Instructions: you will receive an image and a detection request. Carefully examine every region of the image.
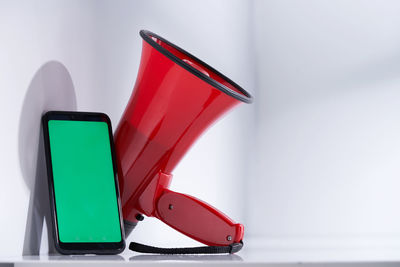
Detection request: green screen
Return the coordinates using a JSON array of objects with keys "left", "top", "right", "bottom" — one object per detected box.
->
[{"left": 48, "top": 120, "right": 122, "bottom": 243}]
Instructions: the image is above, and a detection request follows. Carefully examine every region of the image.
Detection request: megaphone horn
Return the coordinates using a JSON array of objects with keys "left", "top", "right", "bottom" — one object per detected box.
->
[{"left": 115, "top": 30, "right": 253, "bottom": 247}]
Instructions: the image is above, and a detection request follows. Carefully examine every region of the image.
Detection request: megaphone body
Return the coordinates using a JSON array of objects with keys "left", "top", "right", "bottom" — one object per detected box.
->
[{"left": 115, "top": 30, "right": 252, "bottom": 247}]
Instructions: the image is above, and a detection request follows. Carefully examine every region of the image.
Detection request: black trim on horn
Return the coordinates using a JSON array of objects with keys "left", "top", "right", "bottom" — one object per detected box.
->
[{"left": 140, "top": 30, "right": 253, "bottom": 104}]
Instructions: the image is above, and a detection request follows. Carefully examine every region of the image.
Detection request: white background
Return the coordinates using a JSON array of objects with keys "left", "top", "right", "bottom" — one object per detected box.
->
[{"left": 1, "top": 0, "right": 400, "bottom": 261}]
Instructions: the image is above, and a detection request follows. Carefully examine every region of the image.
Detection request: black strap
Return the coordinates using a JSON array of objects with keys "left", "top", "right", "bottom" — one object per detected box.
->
[{"left": 129, "top": 241, "right": 243, "bottom": 254}]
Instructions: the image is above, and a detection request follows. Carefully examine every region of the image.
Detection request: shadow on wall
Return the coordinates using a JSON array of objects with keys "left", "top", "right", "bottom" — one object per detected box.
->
[{"left": 18, "top": 61, "right": 77, "bottom": 255}]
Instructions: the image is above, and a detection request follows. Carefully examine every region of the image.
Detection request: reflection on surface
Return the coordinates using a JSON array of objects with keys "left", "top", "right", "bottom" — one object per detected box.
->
[
  {"left": 129, "top": 253, "right": 243, "bottom": 262},
  {"left": 21, "top": 254, "right": 124, "bottom": 262},
  {"left": 47, "top": 255, "right": 125, "bottom": 261},
  {"left": 19, "top": 252, "right": 243, "bottom": 262}
]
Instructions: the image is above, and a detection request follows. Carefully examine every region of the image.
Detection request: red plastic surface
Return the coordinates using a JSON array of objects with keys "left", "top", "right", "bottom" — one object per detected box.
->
[
  {"left": 156, "top": 189, "right": 244, "bottom": 246},
  {"left": 114, "top": 31, "right": 250, "bottom": 246}
]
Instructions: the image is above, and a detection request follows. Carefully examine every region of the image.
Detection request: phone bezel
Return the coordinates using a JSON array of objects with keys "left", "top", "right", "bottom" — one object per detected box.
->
[{"left": 42, "top": 111, "right": 125, "bottom": 255}]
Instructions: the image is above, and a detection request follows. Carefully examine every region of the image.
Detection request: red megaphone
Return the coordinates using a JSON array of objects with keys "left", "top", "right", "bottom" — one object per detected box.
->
[{"left": 114, "top": 30, "right": 253, "bottom": 247}]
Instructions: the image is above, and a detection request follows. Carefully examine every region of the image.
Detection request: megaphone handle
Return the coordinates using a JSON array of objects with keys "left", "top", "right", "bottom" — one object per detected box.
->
[{"left": 155, "top": 189, "right": 244, "bottom": 246}]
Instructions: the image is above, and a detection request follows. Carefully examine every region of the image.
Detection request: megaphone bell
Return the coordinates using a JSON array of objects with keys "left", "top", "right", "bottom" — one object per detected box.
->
[{"left": 115, "top": 30, "right": 253, "bottom": 248}]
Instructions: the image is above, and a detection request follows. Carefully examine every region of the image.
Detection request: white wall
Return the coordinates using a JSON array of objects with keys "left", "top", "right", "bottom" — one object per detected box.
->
[
  {"left": 0, "top": 0, "right": 254, "bottom": 258},
  {"left": 3, "top": 0, "right": 400, "bottom": 262},
  {"left": 248, "top": 0, "right": 400, "bottom": 254}
]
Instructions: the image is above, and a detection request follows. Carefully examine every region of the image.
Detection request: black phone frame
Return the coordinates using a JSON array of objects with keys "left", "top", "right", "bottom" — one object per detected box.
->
[{"left": 42, "top": 111, "right": 126, "bottom": 255}]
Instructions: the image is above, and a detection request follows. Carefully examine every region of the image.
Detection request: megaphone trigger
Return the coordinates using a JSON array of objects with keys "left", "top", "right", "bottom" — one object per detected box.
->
[{"left": 156, "top": 189, "right": 244, "bottom": 246}]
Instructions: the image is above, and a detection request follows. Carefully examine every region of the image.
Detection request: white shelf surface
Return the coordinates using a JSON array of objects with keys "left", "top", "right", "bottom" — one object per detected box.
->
[{"left": 3, "top": 238, "right": 400, "bottom": 266}]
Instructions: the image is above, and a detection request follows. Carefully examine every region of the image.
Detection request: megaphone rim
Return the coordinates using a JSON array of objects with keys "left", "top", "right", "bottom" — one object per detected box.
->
[{"left": 140, "top": 30, "right": 253, "bottom": 104}]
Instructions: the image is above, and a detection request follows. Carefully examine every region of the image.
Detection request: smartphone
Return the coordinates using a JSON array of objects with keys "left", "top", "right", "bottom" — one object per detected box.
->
[{"left": 42, "top": 111, "right": 125, "bottom": 254}]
